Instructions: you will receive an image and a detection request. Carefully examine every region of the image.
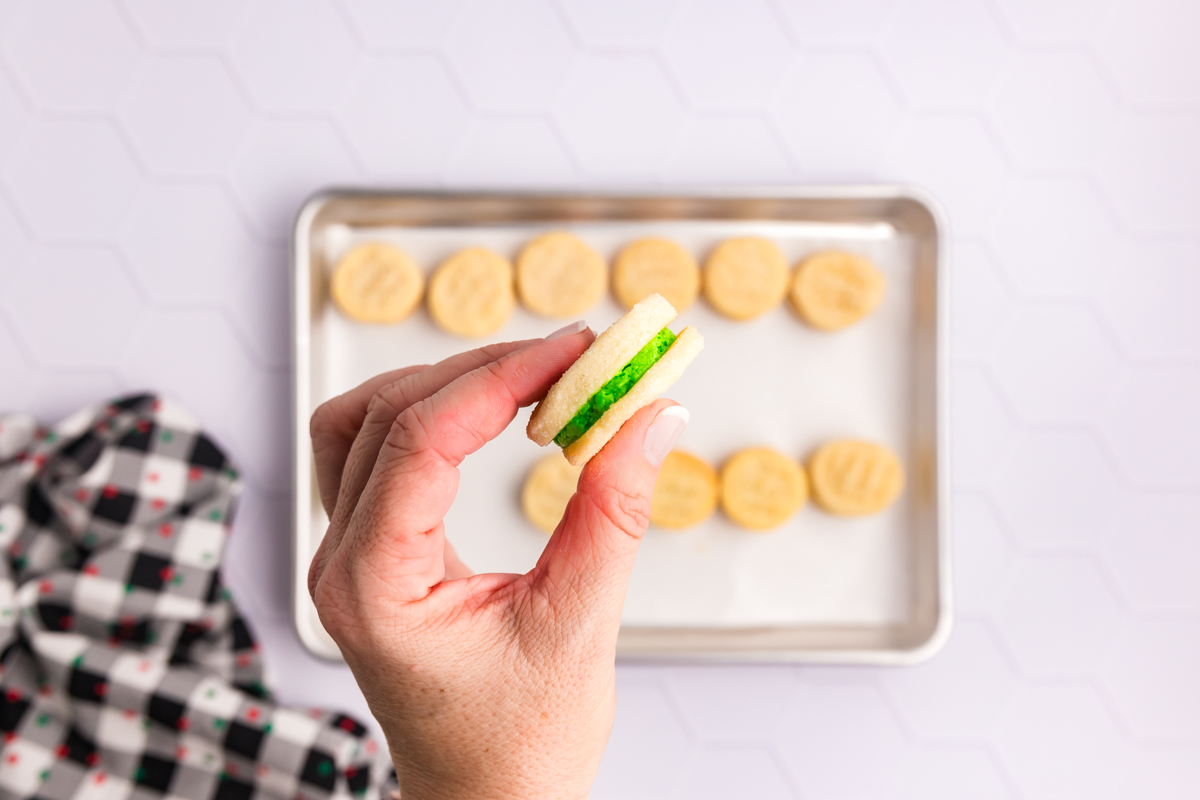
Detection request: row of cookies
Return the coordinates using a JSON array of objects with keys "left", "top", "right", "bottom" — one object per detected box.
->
[
  {"left": 330, "top": 233, "right": 886, "bottom": 337},
  {"left": 521, "top": 439, "right": 904, "bottom": 535}
]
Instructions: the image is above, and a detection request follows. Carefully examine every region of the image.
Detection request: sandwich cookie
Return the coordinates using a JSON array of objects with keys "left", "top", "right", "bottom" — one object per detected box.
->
[{"left": 528, "top": 293, "right": 704, "bottom": 466}]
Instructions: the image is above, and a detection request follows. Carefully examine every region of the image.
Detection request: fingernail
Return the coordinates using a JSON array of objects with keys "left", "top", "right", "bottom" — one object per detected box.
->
[
  {"left": 544, "top": 320, "right": 587, "bottom": 340},
  {"left": 644, "top": 406, "right": 689, "bottom": 467}
]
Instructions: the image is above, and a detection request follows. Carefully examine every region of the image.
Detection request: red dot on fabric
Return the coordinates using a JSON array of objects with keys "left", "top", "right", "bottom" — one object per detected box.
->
[
  {"left": 3, "top": 732, "right": 16, "bottom": 744},
  {"left": 32, "top": 454, "right": 46, "bottom": 469},
  {"left": 188, "top": 467, "right": 202, "bottom": 481},
  {"left": 6, "top": 688, "right": 21, "bottom": 702},
  {"left": 61, "top": 616, "right": 73, "bottom": 630},
  {"left": 137, "top": 420, "right": 150, "bottom": 434},
  {"left": 56, "top": 745, "right": 68, "bottom": 758},
  {"left": 86, "top": 753, "right": 99, "bottom": 767},
  {"left": 151, "top": 499, "right": 165, "bottom": 510},
  {"left": 83, "top": 564, "right": 99, "bottom": 576},
  {"left": 246, "top": 707, "right": 260, "bottom": 721},
  {"left": 38, "top": 580, "right": 53, "bottom": 594},
  {"left": 176, "top": 747, "right": 187, "bottom": 760},
  {"left": 177, "top": 718, "right": 189, "bottom": 731},
  {"left": 236, "top": 654, "right": 251, "bottom": 668},
  {"left": 257, "top": 765, "right": 268, "bottom": 777},
  {"left": 339, "top": 718, "right": 355, "bottom": 732},
  {"left": 94, "top": 682, "right": 106, "bottom": 697},
  {"left": 138, "top": 661, "right": 151, "bottom": 672},
  {"left": 159, "top": 567, "right": 174, "bottom": 582},
  {"left": 159, "top": 523, "right": 172, "bottom": 537},
  {"left": 151, "top": 400, "right": 162, "bottom": 412},
  {"left": 102, "top": 485, "right": 118, "bottom": 499},
  {"left": 227, "top": 763, "right": 238, "bottom": 776},
  {"left": 5, "top": 753, "right": 17, "bottom": 765},
  {"left": 75, "top": 489, "right": 89, "bottom": 502},
  {"left": 365, "top": 741, "right": 377, "bottom": 754},
  {"left": 95, "top": 771, "right": 106, "bottom": 783},
  {"left": 123, "top": 709, "right": 137, "bottom": 720},
  {"left": 147, "top": 473, "right": 159, "bottom": 483}
]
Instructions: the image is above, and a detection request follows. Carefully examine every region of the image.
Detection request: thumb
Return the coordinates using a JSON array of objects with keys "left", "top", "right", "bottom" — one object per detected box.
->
[{"left": 537, "top": 399, "right": 689, "bottom": 607}]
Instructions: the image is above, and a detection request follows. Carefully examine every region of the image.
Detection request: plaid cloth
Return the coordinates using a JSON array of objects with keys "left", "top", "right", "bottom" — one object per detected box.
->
[{"left": 0, "top": 394, "right": 395, "bottom": 800}]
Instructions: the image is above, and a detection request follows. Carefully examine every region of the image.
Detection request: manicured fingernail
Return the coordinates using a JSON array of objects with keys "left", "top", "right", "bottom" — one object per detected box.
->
[
  {"left": 545, "top": 320, "right": 588, "bottom": 340},
  {"left": 644, "top": 406, "right": 689, "bottom": 467}
]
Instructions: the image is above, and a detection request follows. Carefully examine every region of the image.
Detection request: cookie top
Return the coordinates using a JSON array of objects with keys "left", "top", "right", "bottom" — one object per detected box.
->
[
  {"left": 790, "top": 250, "right": 885, "bottom": 330},
  {"left": 521, "top": 451, "right": 583, "bottom": 534},
  {"left": 808, "top": 439, "right": 904, "bottom": 515},
  {"left": 651, "top": 449, "right": 719, "bottom": 529},
  {"left": 516, "top": 232, "right": 608, "bottom": 318},
  {"left": 719, "top": 447, "right": 807, "bottom": 530},
  {"left": 427, "top": 247, "right": 515, "bottom": 338},
  {"left": 612, "top": 238, "right": 701, "bottom": 313},
  {"left": 330, "top": 243, "right": 425, "bottom": 324},
  {"left": 703, "top": 237, "right": 789, "bottom": 321}
]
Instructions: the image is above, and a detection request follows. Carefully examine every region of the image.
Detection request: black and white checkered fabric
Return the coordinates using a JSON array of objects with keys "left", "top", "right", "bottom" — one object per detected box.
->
[{"left": 0, "top": 394, "right": 394, "bottom": 800}]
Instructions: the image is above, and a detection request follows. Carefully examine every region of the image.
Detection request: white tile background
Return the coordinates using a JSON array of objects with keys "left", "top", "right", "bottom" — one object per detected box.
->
[{"left": 1, "top": 0, "right": 1198, "bottom": 797}]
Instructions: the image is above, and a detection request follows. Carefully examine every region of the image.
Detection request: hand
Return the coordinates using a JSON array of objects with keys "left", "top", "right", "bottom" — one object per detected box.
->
[{"left": 307, "top": 328, "right": 689, "bottom": 800}]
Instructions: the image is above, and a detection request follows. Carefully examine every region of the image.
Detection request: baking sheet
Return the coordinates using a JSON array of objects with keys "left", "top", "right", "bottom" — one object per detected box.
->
[{"left": 293, "top": 190, "right": 949, "bottom": 663}]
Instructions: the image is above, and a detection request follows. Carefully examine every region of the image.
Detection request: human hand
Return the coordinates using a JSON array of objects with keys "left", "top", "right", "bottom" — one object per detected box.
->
[{"left": 307, "top": 326, "right": 689, "bottom": 800}]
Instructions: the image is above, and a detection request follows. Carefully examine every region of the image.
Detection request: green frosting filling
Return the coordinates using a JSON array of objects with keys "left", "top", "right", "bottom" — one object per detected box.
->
[{"left": 553, "top": 327, "right": 677, "bottom": 448}]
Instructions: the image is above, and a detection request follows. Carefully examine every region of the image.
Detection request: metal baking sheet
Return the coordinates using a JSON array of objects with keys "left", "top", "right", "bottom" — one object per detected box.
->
[{"left": 291, "top": 189, "right": 949, "bottom": 664}]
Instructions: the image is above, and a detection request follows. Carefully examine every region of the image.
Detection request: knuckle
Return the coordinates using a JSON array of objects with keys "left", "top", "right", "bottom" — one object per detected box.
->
[{"left": 592, "top": 483, "right": 651, "bottom": 540}]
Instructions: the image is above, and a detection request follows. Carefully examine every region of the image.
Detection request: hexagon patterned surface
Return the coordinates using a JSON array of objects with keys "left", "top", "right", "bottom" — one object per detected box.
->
[{"left": 1, "top": 0, "right": 1197, "bottom": 796}]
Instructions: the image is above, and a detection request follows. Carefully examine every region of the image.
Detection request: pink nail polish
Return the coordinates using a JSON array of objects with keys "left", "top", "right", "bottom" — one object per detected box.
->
[
  {"left": 644, "top": 406, "right": 689, "bottom": 467},
  {"left": 545, "top": 320, "right": 587, "bottom": 340}
]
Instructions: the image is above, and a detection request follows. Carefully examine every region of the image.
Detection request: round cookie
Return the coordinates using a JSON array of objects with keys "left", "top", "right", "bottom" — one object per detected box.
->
[
  {"left": 651, "top": 450, "right": 719, "bottom": 529},
  {"left": 808, "top": 439, "right": 904, "bottom": 516},
  {"left": 516, "top": 232, "right": 607, "bottom": 318},
  {"left": 521, "top": 452, "right": 583, "bottom": 534},
  {"left": 791, "top": 251, "right": 885, "bottom": 330},
  {"left": 703, "top": 237, "right": 789, "bottom": 321},
  {"left": 719, "top": 447, "right": 807, "bottom": 530},
  {"left": 427, "top": 247, "right": 515, "bottom": 338},
  {"left": 330, "top": 243, "right": 424, "bottom": 324},
  {"left": 612, "top": 238, "right": 700, "bottom": 312}
]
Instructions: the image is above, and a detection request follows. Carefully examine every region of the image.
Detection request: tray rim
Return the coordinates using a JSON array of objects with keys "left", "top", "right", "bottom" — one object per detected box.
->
[{"left": 290, "top": 185, "right": 952, "bottom": 666}]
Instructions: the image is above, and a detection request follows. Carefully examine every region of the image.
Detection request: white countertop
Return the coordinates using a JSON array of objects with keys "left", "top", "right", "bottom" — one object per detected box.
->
[{"left": 1, "top": 0, "right": 1198, "bottom": 797}]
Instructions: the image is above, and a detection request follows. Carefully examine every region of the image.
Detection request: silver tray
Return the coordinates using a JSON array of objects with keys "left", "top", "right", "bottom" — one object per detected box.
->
[{"left": 291, "top": 188, "right": 950, "bottom": 664}]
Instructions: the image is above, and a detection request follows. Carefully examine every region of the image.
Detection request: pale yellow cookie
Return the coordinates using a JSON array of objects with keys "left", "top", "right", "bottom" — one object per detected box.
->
[
  {"left": 651, "top": 450, "right": 719, "bottom": 529},
  {"left": 612, "top": 238, "right": 700, "bottom": 312},
  {"left": 808, "top": 439, "right": 904, "bottom": 516},
  {"left": 330, "top": 243, "right": 424, "bottom": 324},
  {"left": 791, "top": 251, "right": 885, "bottom": 330},
  {"left": 516, "top": 232, "right": 607, "bottom": 318},
  {"left": 719, "top": 447, "right": 807, "bottom": 530},
  {"left": 521, "top": 451, "right": 583, "bottom": 534},
  {"left": 703, "top": 237, "right": 789, "bottom": 321},
  {"left": 427, "top": 247, "right": 515, "bottom": 337}
]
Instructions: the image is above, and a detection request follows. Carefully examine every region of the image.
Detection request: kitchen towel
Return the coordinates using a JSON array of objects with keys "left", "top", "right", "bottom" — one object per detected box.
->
[{"left": 0, "top": 394, "right": 392, "bottom": 800}]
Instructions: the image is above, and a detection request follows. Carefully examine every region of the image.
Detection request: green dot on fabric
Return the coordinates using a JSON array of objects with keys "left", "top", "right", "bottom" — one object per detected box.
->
[
  {"left": 161, "top": 431, "right": 173, "bottom": 443},
  {"left": 209, "top": 509, "right": 220, "bottom": 521},
  {"left": 317, "top": 761, "right": 332, "bottom": 776},
  {"left": 36, "top": 714, "right": 49, "bottom": 726}
]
